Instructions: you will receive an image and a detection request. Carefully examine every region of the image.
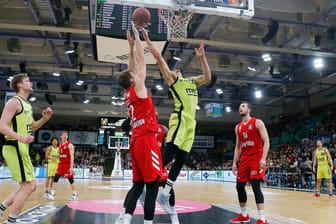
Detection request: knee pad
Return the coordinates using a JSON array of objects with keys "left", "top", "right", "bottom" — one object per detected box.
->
[
  {"left": 68, "top": 177, "right": 74, "bottom": 184},
  {"left": 236, "top": 182, "right": 247, "bottom": 203},
  {"left": 251, "top": 179, "right": 264, "bottom": 204},
  {"left": 53, "top": 174, "right": 60, "bottom": 183}
]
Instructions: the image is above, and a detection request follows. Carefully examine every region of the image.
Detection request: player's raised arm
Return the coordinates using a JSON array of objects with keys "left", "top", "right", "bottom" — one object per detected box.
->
[
  {"left": 141, "top": 27, "right": 176, "bottom": 85},
  {"left": 193, "top": 43, "right": 211, "bottom": 87}
]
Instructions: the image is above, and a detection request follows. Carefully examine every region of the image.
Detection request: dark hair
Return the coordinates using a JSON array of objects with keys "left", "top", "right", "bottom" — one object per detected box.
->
[
  {"left": 50, "top": 137, "right": 58, "bottom": 144},
  {"left": 10, "top": 73, "right": 29, "bottom": 93},
  {"left": 241, "top": 101, "right": 252, "bottom": 110},
  {"left": 117, "top": 70, "right": 132, "bottom": 89}
]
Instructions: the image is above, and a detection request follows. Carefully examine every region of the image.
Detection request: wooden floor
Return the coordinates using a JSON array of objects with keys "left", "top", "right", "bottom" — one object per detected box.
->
[{"left": 0, "top": 178, "right": 334, "bottom": 224}]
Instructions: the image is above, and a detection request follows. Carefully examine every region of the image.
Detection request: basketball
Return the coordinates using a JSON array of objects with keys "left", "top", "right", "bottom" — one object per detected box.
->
[{"left": 132, "top": 7, "right": 151, "bottom": 27}]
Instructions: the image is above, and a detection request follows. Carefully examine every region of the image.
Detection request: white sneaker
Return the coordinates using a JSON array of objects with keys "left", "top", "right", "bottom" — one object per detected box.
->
[
  {"left": 139, "top": 189, "right": 146, "bottom": 208},
  {"left": 170, "top": 213, "right": 180, "bottom": 224},
  {"left": 157, "top": 192, "right": 175, "bottom": 214},
  {"left": 43, "top": 192, "right": 49, "bottom": 199},
  {"left": 47, "top": 193, "right": 55, "bottom": 200},
  {"left": 69, "top": 193, "right": 79, "bottom": 201},
  {"left": 114, "top": 214, "right": 124, "bottom": 224}
]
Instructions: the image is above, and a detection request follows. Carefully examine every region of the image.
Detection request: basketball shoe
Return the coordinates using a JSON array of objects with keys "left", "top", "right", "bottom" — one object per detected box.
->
[
  {"left": 157, "top": 192, "right": 175, "bottom": 214},
  {"left": 256, "top": 219, "right": 268, "bottom": 224},
  {"left": 47, "top": 192, "right": 55, "bottom": 200},
  {"left": 69, "top": 193, "right": 79, "bottom": 201},
  {"left": 229, "top": 213, "right": 251, "bottom": 223},
  {"left": 114, "top": 215, "right": 124, "bottom": 224},
  {"left": 43, "top": 190, "right": 50, "bottom": 199},
  {"left": 314, "top": 193, "right": 320, "bottom": 197},
  {"left": 170, "top": 209, "right": 180, "bottom": 224}
]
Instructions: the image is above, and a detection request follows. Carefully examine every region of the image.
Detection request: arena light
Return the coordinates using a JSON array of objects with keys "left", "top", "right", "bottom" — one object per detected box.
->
[
  {"left": 76, "top": 80, "right": 84, "bottom": 86},
  {"left": 313, "top": 58, "right": 324, "bottom": 69},
  {"left": 254, "top": 90, "right": 262, "bottom": 98},
  {"left": 29, "top": 96, "right": 36, "bottom": 102},
  {"left": 83, "top": 99, "right": 90, "bottom": 104},
  {"left": 52, "top": 72, "right": 61, "bottom": 77},
  {"left": 262, "top": 53, "right": 272, "bottom": 62},
  {"left": 225, "top": 106, "right": 231, "bottom": 112},
  {"left": 156, "top": 84, "right": 163, "bottom": 90},
  {"left": 248, "top": 66, "right": 256, "bottom": 71},
  {"left": 216, "top": 88, "right": 223, "bottom": 94}
]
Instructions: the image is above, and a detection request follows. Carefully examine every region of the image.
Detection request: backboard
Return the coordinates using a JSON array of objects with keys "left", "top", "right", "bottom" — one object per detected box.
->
[
  {"left": 108, "top": 136, "right": 130, "bottom": 149},
  {"left": 105, "top": 0, "right": 255, "bottom": 19}
]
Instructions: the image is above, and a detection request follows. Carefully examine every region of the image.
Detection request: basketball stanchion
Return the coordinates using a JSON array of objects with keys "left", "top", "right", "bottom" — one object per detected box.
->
[{"left": 158, "top": 8, "right": 193, "bottom": 41}]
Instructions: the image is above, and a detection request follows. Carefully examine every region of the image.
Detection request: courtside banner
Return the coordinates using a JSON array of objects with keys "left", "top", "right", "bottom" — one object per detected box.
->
[
  {"left": 84, "top": 168, "right": 90, "bottom": 178},
  {"left": 74, "top": 168, "right": 84, "bottom": 178},
  {"left": 223, "top": 170, "right": 237, "bottom": 183},
  {"left": 123, "top": 169, "right": 133, "bottom": 180},
  {"left": 201, "top": 170, "right": 224, "bottom": 181},
  {"left": 3, "top": 166, "right": 11, "bottom": 178},
  {"left": 34, "top": 167, "right": 46, "bottom": 178},
  {"left": 189, "top": 170, "right": 202, "bottom": 181},
  {"left": 177, "top": 170, "right": 188, "bottom": 180}
]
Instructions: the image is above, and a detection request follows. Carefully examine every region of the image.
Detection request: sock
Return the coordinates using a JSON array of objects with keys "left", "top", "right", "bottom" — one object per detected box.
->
[
  {"left": 8, "top": 214, "right": 18, "bottom": 223},
  {"left": 163, "top": 179, "right": 174, "bottom": 196},
  {"left": 258, "top": 209, "right": 266, "bottom": 222},
  {"left": 241, "top": 207, "right": 248, "bottom": 217},
  {"left": 0, "top": 202, "right": 8, "bottom": 211},
  {"left": 0, "top": 202, "right": 8, "bottom": 217},
  {"left": 51, "top": 189, "right": 55, "bottom": 195},
  {"left": 144, "top": 220, "right": 153, "bottom": 224},
  {"left": 73, "top": 191, "right": 78, "bottom": 195},
  {"left": 119, "top": 207, "right": 125, "bottom": 218}
]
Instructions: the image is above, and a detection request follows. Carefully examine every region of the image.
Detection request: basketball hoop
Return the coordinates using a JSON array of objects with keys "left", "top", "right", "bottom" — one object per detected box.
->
[{"left": 158, "top": 8, "right": 193, "bottom": 41}]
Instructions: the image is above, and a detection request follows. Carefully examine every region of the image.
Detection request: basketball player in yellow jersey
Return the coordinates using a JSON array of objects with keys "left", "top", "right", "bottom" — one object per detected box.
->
[
  {"left": 0, "top": 73, "right": 53, "bottom": 223},
  {"left": 142, "top": 28, "right": 211, "bottom": 222},
  {"left": 44, "top": 137, "right": 59, "bottom": 199},
  {"left": 313, "top": 140, "right": 334, "bottom": 197}
]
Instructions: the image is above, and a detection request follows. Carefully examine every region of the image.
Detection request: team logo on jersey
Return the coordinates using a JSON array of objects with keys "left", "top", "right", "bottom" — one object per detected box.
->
[{"left": 248, "top": 124, "right": 253, "bottom": 130}]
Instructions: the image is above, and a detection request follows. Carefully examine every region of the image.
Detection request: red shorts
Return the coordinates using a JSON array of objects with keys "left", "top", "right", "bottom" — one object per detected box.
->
[
  {"left": 237, "top": 153, "right": 265, "bottom": 183},
  {"left": 130, "top": 133, "right": 162, "bottom": 182},
  {"left": 158, "top": 167, "right": 168, "bottom": 184},
  {"left": 56, "top": 163, "right": 73, "bottom": 178}
]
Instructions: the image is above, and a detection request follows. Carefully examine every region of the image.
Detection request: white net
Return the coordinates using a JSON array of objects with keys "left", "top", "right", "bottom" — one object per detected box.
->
[{"left": 158, "top": 9, "right": 193, "bottom": 41}]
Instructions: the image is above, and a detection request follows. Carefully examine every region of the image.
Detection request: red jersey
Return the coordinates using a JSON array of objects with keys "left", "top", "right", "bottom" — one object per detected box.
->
[
  {"left": 157, "top": 125, "right": 166, "bottom": 148},
  {"left": 237, "top": 117, "right": 263, "bottom": 155},
  {"left": 124, "top": 85, "right": 158, "bottom": 139},
  {"left": 59, "top": 141, "right": 72, "bottom": 164}
]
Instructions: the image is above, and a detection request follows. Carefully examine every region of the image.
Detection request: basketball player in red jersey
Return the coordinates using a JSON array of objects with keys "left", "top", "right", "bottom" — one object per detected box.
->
[
  {"left": 115, "top": 22, "right": 162, "bottom": 224},
  {"left": 48, "top": 131, "right": 79, "bottom": 201},
  {"left": 230, "top": 102, "right": 270, "bottom": 224}
]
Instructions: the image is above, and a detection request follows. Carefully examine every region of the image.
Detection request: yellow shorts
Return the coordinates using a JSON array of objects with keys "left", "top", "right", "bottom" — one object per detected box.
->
[
  {"left": 166, "top": 112, "right": 196, "bottom": 153},
  {"left": 317, "top": 166, "right": 332, "bottom": 179},
  {"left": 2, "top": 141, "right": 35, "bottom": 182},
  {"left": 47, "top": 163, "right": 58, "bottom": 177}
]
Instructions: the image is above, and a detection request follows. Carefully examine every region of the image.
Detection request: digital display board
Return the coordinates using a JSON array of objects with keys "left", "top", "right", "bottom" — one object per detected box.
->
[{"left": 94, "top": 1, "right": 167, "bottom": 41}]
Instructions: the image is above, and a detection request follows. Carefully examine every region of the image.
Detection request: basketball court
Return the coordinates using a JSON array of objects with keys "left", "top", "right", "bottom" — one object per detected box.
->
[{"left": 0, "top": 178, "right": 334, "bottom": 224}]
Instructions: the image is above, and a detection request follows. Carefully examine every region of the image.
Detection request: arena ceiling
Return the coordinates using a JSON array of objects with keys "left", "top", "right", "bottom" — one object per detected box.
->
[{"left": 0, "top": 0, "right": 336, "bottom": 131}]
